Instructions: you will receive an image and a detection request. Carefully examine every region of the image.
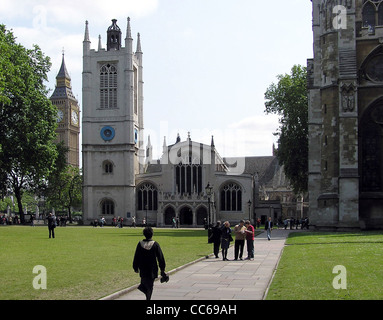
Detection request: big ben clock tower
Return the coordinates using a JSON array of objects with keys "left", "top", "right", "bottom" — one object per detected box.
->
[{"left": 50, "top": 53, "right": 81, "bottom": 168}]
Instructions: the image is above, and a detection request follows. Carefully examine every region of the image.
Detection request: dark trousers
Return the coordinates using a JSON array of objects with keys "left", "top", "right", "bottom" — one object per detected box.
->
[
  {"left": 234, "top": 240, "right": 245, "bottom": 259},
  {"left": 213, "top": 241, "right": 220, "bottom": 258},
  {"left": 138, "top": 277, "right": 155, "bottom": 300},
  {"left": 48, "top": 227, "right": 55, "bottom": 239},
  {"left": 246, "top": 239, "right": 254, "bottom": 258}
]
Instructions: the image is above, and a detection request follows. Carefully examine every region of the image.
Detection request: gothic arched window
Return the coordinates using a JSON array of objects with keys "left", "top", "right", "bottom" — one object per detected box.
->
[
  {"left": 378, "top": 3, "right": 383, "bottom": 25},
  {"left": 100, "top": 64, "right": 117, "bottom": 109},
  {"left": 103, "top": 161, "right": 113, "bottom": 174},
  {"left": 360, "top": 100, "right": 383, "bottom": 192},
  {"left": 175, "top": 157, "right": 202, "bottom": 195},
  {"left": 363, "top": 2, "right": 377, "bottom": 28},
  {"left": 101, "top": 199, "right": 115, "bottom": 215},
  {"left": 137, "top": 183, "right": 158, "bottom": 211},
  {"left": 220, "top": 183, "right": 242, "bottom": 212}
]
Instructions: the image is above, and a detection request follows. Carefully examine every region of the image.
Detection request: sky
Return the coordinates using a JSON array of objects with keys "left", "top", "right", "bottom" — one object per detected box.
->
[{"left": 0, "top": 0, "right": 314, "bottom": 160}]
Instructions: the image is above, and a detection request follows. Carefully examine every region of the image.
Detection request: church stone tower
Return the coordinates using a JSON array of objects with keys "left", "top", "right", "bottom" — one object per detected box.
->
[
  {"left": 51, "top": 54, "right": 80, "bottom": 168},
  {"left": 82, "top": 19, "right": 144, "bottom": 224},
  {"left": 308, "top": 0, "right": 383, "bottom": 230}
]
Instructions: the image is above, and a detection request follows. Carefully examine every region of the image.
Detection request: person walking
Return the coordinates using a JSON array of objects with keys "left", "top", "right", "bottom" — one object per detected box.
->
[
  {"left": 265, "top": 217, "right": 273, "bottom": 241},
  {"left": 233, "top": 220, "right": 246, "bottom": 260},
  {"left": 47, "top": 213, "right": 56, "bottom": 239},
  {"left": 133, "top": 227, "right": 167, "bottom": 301},
  {"left": 244, "top": 220, "right": 254, "bottom": 260},
  {"left": 221, "top": 221, "right": 232, "bottom": 261},
  {"left": 210, "top": 221, "right": 222, "bottom": 258}
]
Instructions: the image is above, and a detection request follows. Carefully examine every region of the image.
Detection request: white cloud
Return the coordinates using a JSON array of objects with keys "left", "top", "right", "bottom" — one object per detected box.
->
[
  {"left": 0, "top": 0, "right": 159, "bottom": 26},
  {"left": 220, "top": 115, "right": 280, "bottom": 157}
]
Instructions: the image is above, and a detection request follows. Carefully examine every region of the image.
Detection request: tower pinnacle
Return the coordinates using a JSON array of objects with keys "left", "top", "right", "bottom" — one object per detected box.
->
[
  {"left": 136, "top": 32, "right": 142, "bottom": 53},
  {"left": 126, "top": 17, "right": 132, "bottom": 40},
  {"left": 84, "top": 20, "right": 90, "bottom": 42}
]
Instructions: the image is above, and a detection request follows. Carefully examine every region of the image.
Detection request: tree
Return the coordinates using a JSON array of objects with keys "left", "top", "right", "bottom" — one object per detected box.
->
[
  {"left": 44, "top": 163, "right": 82, "bottom": 221},
  {"left": 0, "top": 25, "right": 58, "bottom": 223},
  {"left": 264, "top": 65, "right": 308, "bottom": 194}
]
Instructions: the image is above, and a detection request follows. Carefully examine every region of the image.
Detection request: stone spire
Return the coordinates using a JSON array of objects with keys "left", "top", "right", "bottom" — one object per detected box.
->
[
  {"left": 51, "top": 53, "right": 76, "bottom": 101},
  {"left": 136, "top": 32, "right": 142, "bottom": 53},
  {"left": 146, "top": 135, "right": 153, "bottom": 164},
  {"left": 98, "top": 35, "right": 102, "bottom": 51},
  {"left": 84, "top": 20, "right": 90, "bottom": 42},
  {"left": 126, "top": 17, "right": 132, "bottom": 40},
  {"left": 57, "top": 52, "right": 71, "bottom": 81}
]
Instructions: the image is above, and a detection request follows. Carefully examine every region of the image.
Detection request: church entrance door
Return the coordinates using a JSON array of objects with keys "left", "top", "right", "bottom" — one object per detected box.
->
[
  {"left": 164, "top": 207, "right": 176, "bottom": 226},
  {"left": 196, "top": 207, "right": 207, "bottom": 226},
  {"left": 180, "top": 206, "right": 193, "bottom": 226}
]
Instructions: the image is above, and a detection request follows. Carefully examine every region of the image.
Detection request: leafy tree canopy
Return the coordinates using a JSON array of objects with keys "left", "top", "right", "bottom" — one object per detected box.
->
[
  {"left": 264, "top": 65, "right": 308, "bottom": 194},
  {"left": 0, "top": 25, "right": 58, "bottom": 222}
]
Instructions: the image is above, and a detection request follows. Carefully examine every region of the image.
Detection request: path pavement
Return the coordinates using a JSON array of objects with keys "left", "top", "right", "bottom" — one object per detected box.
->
[{"left": 103, "top": 229, "right": 298, "bottom": 301}]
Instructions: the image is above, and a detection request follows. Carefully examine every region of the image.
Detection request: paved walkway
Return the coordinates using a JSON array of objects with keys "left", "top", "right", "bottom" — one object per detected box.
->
[{"left": 104, "top": 229, "right": 297, "bottom": 301}]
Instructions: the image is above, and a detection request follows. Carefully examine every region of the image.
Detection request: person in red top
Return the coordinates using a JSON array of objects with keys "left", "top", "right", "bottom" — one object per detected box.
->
[{"left": 244, "top": 220, "right": 254, "bottom": 260}]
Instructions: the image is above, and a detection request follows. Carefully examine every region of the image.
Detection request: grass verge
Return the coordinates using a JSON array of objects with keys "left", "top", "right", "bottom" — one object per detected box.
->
[
  {"left": 0, "top": 226, "right": 213, "bottom": 300},
  {"left": 266, "top": 231, "right": 383, "bottom": 300}
]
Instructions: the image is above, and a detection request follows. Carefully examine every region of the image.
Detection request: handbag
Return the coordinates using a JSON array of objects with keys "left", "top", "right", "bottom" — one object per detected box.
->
[{"left": 160, "top": 273, "right": 169, "bottom": 283}]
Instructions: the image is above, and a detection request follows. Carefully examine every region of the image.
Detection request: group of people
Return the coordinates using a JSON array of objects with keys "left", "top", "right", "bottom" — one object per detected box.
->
[
  {"left": 131, "top": 219, "right": 275, "bottom": 300},
  {"left": 209, "top": 220, "right": 257, "bottom": 261},
  {"left": 283, "top": 217, "right": 309, "bottom": 230},
  {"left": 0, "top": 214, "right": 18, "bottom": 225}
]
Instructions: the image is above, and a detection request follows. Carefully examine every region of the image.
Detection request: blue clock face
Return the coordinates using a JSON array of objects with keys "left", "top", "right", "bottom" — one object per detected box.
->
[{"left": 101, "top": 127, "right": 115, "bottom": 141}]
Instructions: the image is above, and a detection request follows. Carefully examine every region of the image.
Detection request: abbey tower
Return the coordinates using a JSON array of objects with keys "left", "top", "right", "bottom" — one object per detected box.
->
[
  {"left": 82, "top": 19, "right": 144, "bottom": 223},
  {"left": 308, "top": 0, "right": 383, "bottom": 230}
]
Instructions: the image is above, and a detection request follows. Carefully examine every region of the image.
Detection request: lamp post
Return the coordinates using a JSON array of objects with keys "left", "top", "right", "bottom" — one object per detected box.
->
[
  {"left": 248, "top": 199, "right": 252, "bottom": 223},
  {"left": 205, "top": 183, "right": 213, "bottom": 225},
  {"left": 205, "top": 182, "right": 213, "bottom": 242},
  {"left": 145, "top": 204, "right": 148, "bottom": 227}
]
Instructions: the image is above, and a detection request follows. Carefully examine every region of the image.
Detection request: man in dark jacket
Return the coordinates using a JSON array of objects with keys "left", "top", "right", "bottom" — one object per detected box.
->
[
  {"left": 133, "top": 227, "right": 167, "bottom": 300},
  {"left": 47, "top": 213, "right": 56, "bottom": 239}
]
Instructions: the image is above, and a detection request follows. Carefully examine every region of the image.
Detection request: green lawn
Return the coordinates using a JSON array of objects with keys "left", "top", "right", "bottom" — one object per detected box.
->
[
  {"left": 0, "top": 226, "right": 213, "bottom": 300},
  {"left": 267, "top": 231, "right": 383, "bottom": 300}
]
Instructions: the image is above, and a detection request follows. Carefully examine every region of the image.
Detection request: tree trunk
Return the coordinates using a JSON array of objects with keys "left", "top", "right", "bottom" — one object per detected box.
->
[{"left": 67, "top": 206, "right": 72, "bottom": 222}]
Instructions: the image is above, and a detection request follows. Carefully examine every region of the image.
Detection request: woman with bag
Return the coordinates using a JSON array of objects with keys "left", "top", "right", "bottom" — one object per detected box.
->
[{"left": 221, "top": 221, "right": 232, "bottom": 261}]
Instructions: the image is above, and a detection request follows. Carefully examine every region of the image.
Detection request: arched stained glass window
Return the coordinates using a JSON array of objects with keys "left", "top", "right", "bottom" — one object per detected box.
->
[
  {"left": 363, "top": 2, "right": 377, "bottom": 28},
  {"left": 360, "top": 101, "right": 383, "bottom": 192},
  {"left": 137, "top": 183, "right": 158, "bottom": 211},
  {"left": 101, "top": 199, "right": 115, "bottom": 215},
  {"left": 220, "top": 183, "right": 242, "bottom": 212},
  {"left": 103, "top": 161, "right": 113, "bottom": 174},
  {"left": 175, "top": 157, "right": 202, "bottom": 195},
  {"left": 100, "top": 64, "right": 117, "bottom": 109},
  {"left": 378, "top": 3, "right": 383, "bottom": 25}
]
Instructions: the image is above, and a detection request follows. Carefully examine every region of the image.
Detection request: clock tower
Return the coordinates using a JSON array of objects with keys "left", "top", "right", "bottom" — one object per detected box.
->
[
  {"left": 50, "top": 53, "right": 80, "bottom": 168},
  {"left": 82, "top": 19, "right": 144, "bottom": 224}
]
